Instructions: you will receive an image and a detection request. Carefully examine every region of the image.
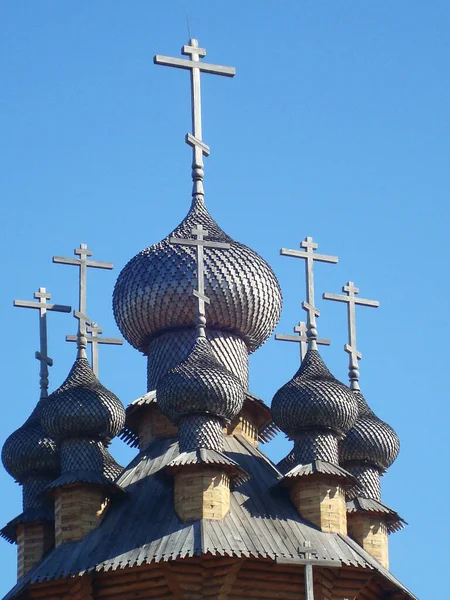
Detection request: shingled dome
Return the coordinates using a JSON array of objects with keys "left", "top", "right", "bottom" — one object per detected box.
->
[
  {"left": 340, "top": 390, "right": 400, "bottom": 471},
  {"left": 41, "top": 357, "right": 125, "bottom": 442},
  {"left": 113, "top": 197, "right": 282, "bottom": 354},
  {"left": 2, "top": 401, "right": 58, "bottom": 483},
  {"left": 272, "top": 349, "right": 358, "bottom": 437},
  {"left": 157, "top": 336, "right": 244, "bottom": 424}
]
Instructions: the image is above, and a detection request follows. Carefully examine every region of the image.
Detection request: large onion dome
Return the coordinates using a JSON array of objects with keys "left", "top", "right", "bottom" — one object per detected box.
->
[
  {"left": 41, "top": 357, "right": 125, "bottom": 441},
  {"left": 339, "top": 391, "right": 399, "bottom": 472},
  {"left": 272, "top": 349, "right": 358, "bottom": 438},
  {"left": 113, "top": 197, "right": 282, "bottom": 354},
  {"left": 2, "top": 401, "right": 58, "bottom": 483}
]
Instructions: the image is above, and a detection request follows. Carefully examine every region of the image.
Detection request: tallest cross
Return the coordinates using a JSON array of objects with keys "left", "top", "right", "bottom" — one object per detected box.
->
[{"left": 154, "top": 39, "right": 235, "bottom": 197}]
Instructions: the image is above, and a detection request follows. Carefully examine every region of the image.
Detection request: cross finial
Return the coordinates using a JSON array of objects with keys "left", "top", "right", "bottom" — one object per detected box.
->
[
  {"left": 323, "top": 281, "right": 379, "bottom": 390},
  {"left": 66, "top": 321, "right": 123, "bottom": 377},
  {"left": 275, "top": 321, "right": 331, "bottom": 363},
  {"left": 169, "top": 224, "right": 230, "bottom": 337},
  {"left": 154, "top": 39, "right": 235, "bottom": 199},
  {"left": 280, "top": 236, "right": 338, "bottom": 350},
  {"left": 13, "top": 287, "right": 71, "bottom": 398},
  {"left": 53, "top": 243, "right": 113, "bottom": 359}
]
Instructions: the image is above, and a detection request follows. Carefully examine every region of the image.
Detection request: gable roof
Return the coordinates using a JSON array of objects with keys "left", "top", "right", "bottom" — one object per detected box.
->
[{"left": 3, "top": 435, "right": 417, "bottom": 600}]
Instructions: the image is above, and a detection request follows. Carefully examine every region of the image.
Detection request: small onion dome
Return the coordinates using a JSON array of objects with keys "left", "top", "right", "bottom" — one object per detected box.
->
[
  {"left": 2, "top": 400, "right": 58, "bottom": 483},
  {"left": 340, "top": 391, "right": 399, "bottom": 471},
  {"left": 157, "top": 336, "right": 245, "bottom": 424},
  {"left": 271, "top": 349, "right": 358, "bottom": 438},
  {"left": 41, "top": 357, "right": 125, "bottom": 442},
  {"left": 113, "top": 197, "right": 282, "bottom": 354}
]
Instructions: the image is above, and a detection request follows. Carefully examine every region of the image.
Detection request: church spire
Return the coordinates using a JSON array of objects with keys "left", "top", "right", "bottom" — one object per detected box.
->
[{"left": 154, "top": 39, "right": 235, "bottom": 198}]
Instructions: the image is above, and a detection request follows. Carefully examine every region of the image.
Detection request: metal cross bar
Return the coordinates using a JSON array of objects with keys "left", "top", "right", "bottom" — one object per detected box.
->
[
  {"left": 169, "top": 224, "right": 230, "bottom": 337},
  {"left": 280, "top": 236, "right": 338, "bottom": 350},
  {"left": 14, "top": 287, "right": 71, "bottom": 398},
  {"left": 275, "top": 321, "right": 330, "bottom": 363},
  {"left": 53, "top": 243, "right": 113, "bottom": 357},
  {"left": 66, "top": 321, "right": 123, "bottom": 377},
  {"left": 154, "top": 39, "right": 235, "bottom": 198},
  {"left": 276, "top": 543, "right": 342, "bottom": 600},
  {"left": 323, "top": 281, "right": 379, "bottom": 390}
]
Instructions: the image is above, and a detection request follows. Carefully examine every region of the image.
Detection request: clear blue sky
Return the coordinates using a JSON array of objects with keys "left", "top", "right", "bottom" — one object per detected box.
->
[{"left": 1, "top": 2, "right": 448, "bottom": 598}]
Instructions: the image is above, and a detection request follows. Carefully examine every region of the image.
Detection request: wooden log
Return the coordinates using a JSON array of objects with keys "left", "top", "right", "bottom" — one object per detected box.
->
[
  {"left": 94, "top": 571, "right": 165, "bottom": 588},
  {"left": 95, "top": 578, "right": 167, "bottom": 597}
]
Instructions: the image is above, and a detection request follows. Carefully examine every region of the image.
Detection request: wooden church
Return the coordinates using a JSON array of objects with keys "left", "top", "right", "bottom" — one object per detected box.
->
[{"left": 1, "top": 39, "right": 417, "bottom": 600}]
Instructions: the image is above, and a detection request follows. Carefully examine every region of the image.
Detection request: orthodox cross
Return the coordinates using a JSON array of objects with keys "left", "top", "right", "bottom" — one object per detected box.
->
[
  {"left": 275, "top": 321, "right": 330, "bottom": 363},
  {"left": 169, "top": 224, "right": 230, "bottom": 337},
  {"left": 14, "top": 287, "right": 71, "bottom": 398},
  {"left": 154, "top": 39, "right": 235, "bottom": 198},
  {"left": 66, "top": 321, "right": 123, "bottom": 377},
  {"left": 53, "top": 243, "right": 113, "bottom": 358},
  {"left": 280, "top": 236, "right": 338, "bottom": 350},
  {"left": 323, "top": 281, "right": 379, "bottom": 390},
  {"left": 276, "top": 542, "right": 342, "bottom": 600}
]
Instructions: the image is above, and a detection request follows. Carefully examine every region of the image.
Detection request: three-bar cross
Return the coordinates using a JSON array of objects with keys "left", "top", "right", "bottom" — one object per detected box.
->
[
  {"left": 14, "top": 287, "right": 71, "bottom": 398},
  {"left": 275, "top": 321, "right": 330, "bottom": 363},
  {"left": 53, "top": 243, "right": 113, "bottom": 357},
  {"left": 323, "top": 281, "right": 379, "bottom": 390},
  {"left": 66, "top": 321, "right": 123, "bottom": 377},
  {"left": 280, "top": 237, "right": 338, "bottom": 350},
  {"left": 276, "top": 542, "right": 342, "bottom": 600},
  {"left": 169, "top": 224, "right": 230, "bottom": 337},
  {"left": 154, "top": 39, "right": 235, "bottom": 197}
]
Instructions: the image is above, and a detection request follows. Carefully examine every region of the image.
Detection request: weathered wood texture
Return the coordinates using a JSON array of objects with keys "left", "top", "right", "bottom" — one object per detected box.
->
[
  {"left": 55, "top": 485, "right": 107, "bottom": 546},
  {"left": 24, "top": 558, "right": 407, "bottom": 600},
  {"left": 289, "top": 477, "right": 347, "bottom": 534},
  {"left": 138, "top": 406, "right": 178, "bottom": 449},
  {"left": 16, "top": 520, "right": 54, "bottom": 580},
  {"left": 347, "top": 514, "right": 389, "bottom": 570},
  {"left": 174, "top": 468, "right": 230, "bottom": 521},
  {"left": 227, "top": 409, "right": 259, "bottom": 447}
]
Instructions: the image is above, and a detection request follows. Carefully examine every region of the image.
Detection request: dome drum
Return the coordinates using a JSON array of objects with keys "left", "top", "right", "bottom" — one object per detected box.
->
[
  {"left": 61, "top": 438, "right": 105, "bottom": 474},
  {"left": 291, "top": 429, "right": 340, "bottom": 465},
  {"left": 22, "top": 475, "right": 54, "bottom": 512},
  {"left": 147, "top": 328, "right": 249, "bottom": 390},
  {"left": 344, "top": 463, "right": 382, "bottom": 501},
  {"left": 179, "top": 415, "right": 224, "bottom": 453}
]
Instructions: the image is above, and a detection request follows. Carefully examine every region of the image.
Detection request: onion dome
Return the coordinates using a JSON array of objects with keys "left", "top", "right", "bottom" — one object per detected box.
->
[
  {"left": 113, "top": 197, "right": 282, "bottom": 354},
  {"left": 2, "top": 401, "right": 58, "bottom": 484},
  {"left": 157, "top": 336, "right": 247, "bottom": 484},
  {"left": 340, "top": 391, "right": 399, "bottom": 472},
  {"left": 41, "top": 357, "right": 125, "bottom": 442},
  {"left": 272, "top": 349, "right": 358, "bottom": 438},
  {"left": 157, "top": 336, "right": 244, "bottom": 425},
  {"left": 157, "top": 336, "right": 244, "bottom": 454},
  {"left": 41, "top": 357, "right": 125, "bottom": 487},
  {"left": 2, "top": 399, "right": 60, "bottom": 524}
]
